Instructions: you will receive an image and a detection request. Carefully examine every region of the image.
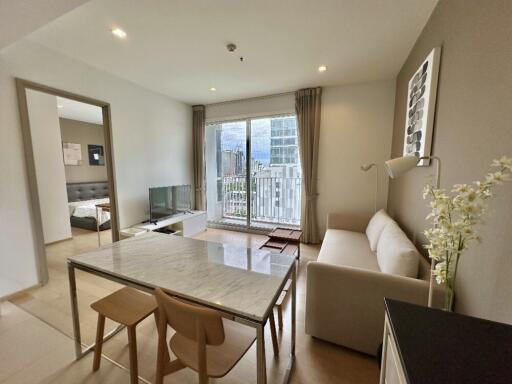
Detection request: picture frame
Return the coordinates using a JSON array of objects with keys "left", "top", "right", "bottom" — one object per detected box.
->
[
  {"left": 403, "top": 46, "right": 441, "bottom": 166},
  {"left": 88, "top": 144, "right": 105, "bottom": 166},
  {"left": 62, "top": 142, "right": 82, "bottom": 166}
]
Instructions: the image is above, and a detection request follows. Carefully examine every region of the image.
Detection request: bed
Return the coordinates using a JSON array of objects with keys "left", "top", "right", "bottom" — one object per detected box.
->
[{"left": 67, "top": 181, "right": 111, "bottom": 231}]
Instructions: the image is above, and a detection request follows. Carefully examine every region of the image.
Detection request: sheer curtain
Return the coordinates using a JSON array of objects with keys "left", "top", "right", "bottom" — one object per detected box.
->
[
  {"left": 296, "top": 87, "right": 322, "bottom": 243},
  {"left": 192, "top": 105, "right": 206, "bottom": 210}
]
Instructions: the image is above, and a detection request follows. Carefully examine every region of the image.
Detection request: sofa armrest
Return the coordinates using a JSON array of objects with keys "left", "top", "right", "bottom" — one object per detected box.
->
[
  {"left": 305, "top": 261, "right": 439, "bottom": 355},
  {"left": 327, "top": 212, "right": 370, "bottom": 232}
]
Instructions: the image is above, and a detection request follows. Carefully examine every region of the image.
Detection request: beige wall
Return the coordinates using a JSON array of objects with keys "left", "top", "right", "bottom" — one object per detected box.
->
[
  {"left": 205, "top": 81, "right": 396, "bottom": 238},
  {"left": 387, "top": 0, "right": 512, "bottom": 323},
  {"left": 59, "top": 118, "right": 108, "bottom": 183},
  {"left": 317, "top": 80, "right": 395, "bottom": 237}
]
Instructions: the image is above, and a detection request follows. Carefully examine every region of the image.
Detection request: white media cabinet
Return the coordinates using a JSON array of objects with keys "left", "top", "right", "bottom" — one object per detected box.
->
[{"left": 133, "top": 210, "right": 207, "bottom": 237}]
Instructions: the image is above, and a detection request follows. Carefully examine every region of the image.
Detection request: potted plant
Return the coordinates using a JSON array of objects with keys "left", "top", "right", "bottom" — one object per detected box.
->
[{"left": 423, "top": 156, "right": 512, "bottom": 310}]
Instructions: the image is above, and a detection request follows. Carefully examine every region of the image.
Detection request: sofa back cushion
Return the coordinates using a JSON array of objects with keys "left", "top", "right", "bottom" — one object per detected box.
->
[
  {"left": 376, "top": 222, "right": 420, "bottom": 278},
  {"left": 365, "top": 209, "right": 393, "bottom": 251}
]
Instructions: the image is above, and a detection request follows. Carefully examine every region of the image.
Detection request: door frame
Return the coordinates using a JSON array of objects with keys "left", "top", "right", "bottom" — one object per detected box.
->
[{"left": 15, "top": 78, "right": 120, "bottom": 285}]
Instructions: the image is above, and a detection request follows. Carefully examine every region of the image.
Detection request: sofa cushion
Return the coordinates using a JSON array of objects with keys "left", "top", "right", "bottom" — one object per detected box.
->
[
  {"left": 376, "top": 222, "right": 419, "bottom": 278},
  {"left": 365, "top": 209, "right": 393, "bottom": 251},
  {"left": 318, "top": 229, "right": 380, "bottom": 272}
]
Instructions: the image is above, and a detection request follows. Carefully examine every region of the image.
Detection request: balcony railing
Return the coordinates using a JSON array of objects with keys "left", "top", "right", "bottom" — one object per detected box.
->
[{"left": 222, "top": 176, "right": 301, "bottom": 226}]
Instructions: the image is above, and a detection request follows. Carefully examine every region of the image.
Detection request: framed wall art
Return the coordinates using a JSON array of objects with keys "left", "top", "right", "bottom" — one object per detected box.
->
[
  {"left": 62, "top": 142, "right": 82, "bottom": 166},
  {"left": 403, "top": 47, "right": 441, "bottom": 166},
  {"left": 88, "top": 144, "right": 105, "bottom": 166}
]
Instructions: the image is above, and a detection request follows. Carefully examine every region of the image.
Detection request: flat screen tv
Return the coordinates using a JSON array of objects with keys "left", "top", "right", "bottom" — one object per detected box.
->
[{"left": 149, "top": 185, "right": 192, "bottom": 222}]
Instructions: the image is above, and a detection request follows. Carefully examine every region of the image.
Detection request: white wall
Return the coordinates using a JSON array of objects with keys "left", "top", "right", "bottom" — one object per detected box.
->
[
  {"left": 0, "top": 39, "right": 192, "bottom": 297},
  {"left": 317, "top": 80, "right": 396, "bottom": 237},
  {"left": 0, "top": 60, "right": 39, "bottom": 298},
  {"left": 26, "top": 90, "right": 72, "bottom": 244},
  {"left": 205, "top": 93, "right": 294, "bottom": 122}
]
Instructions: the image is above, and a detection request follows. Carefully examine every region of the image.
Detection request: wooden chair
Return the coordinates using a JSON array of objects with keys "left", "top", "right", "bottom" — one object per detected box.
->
[
  {"left": 154, "top": 288, "right": 257, "bottom": 384},
  {"left": 90, "top": 287, "right": 157, "bottom": 384},
  {"left": 275, "top": 279, "right": 292, "bottom": 330}
]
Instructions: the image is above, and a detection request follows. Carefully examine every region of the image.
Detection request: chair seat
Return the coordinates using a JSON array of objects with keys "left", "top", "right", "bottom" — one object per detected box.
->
[
  {"left": 91, "top": 287, "right": 157, "bottom": 326},
  {"left": 169, "top": 318, "right": 256, "bottom": 378}
]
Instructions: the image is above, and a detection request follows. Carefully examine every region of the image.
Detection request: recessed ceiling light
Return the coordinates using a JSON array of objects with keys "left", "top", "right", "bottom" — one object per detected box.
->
[
  {"left": 318, "top": 65, "right": 327, "bottom": 73},
  {"left": 57, "top": 104, "right": 64, "bottom": 109},
  {"left": 111, "top": 27, "right": 127, "bottom": 39},
  {"left": 209, "top": 87, "right": 217, "bottom": 92}
]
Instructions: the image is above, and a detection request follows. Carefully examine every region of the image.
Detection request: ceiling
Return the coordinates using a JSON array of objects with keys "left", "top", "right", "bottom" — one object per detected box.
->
[
  {"left": 0, "top": 0, "right": 88, "bottom": 50},
  {"left": 57, "top": 96, "right": 103, "bottom": 125},
  {"left": 27, "top": 0, "right": 438, "bottom": 105}
]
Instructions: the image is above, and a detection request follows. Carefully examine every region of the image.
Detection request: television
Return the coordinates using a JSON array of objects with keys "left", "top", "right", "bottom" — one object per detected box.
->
[{"left": 149, "top": 185, "right": 192, "bottom": 222}]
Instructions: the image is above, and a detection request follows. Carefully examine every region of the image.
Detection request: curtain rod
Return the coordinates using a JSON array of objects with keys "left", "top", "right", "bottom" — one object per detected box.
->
[{"left": 205, "top": 90, "right": 295, "bottom": 107}]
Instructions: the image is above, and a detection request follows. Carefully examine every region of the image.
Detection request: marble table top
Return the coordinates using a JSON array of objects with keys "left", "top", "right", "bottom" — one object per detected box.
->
[{"left": 68, "top": 233, "right": 295, "bottom": 322}]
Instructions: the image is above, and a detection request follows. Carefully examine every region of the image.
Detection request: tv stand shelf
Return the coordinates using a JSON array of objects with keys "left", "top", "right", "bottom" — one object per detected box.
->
[{"left": 134, "top": 210, "right": 206, "bottom": 237}]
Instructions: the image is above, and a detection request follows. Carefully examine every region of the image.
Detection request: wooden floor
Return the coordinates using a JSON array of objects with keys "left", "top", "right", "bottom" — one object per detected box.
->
[{"left": 3, "top": 227, "right": 379, "bottom": 384}]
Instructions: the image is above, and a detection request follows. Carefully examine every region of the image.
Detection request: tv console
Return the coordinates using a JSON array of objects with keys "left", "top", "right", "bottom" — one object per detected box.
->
[{"left": 133, "top": 210, "right": 206, "bottom": 237}]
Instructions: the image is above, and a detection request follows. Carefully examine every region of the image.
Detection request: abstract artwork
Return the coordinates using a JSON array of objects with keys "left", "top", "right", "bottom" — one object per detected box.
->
[
  {"left": 88, "top": 144, "right": 105, "bottom": 166},
  {"left": 62, "top": 142, "right": 82, "bottom": 165},
  {"left": 403, "top": 47, "right": 441, "bottom": 166}
]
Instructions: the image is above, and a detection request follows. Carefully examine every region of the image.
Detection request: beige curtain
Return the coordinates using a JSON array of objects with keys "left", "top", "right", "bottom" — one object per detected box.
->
[
  {"left": 296, "top": 87, "right": 322, "bottom": 244},
  {"left": 192, "top": 105, "right": 206, "bottom": 210}
]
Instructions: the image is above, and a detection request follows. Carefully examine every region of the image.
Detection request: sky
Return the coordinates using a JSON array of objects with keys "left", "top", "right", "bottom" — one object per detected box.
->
[{"left": 220, "top": 119, "right": 271, "bottom": 165}]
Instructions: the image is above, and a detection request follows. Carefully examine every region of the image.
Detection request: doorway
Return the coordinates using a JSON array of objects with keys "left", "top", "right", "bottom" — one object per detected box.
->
[{"left": 15, "top": 79, "right": 119, "bottom": 286}]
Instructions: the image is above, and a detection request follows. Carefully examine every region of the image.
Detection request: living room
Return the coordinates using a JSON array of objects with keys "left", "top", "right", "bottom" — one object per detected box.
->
[{"left": 1, "top": 0, "right": 511, "bottom": 383}]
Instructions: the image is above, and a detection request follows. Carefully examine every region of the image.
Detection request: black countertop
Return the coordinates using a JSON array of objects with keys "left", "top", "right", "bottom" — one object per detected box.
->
[{"left": 385, "top": 299, "right": 512, "bottom": 384}]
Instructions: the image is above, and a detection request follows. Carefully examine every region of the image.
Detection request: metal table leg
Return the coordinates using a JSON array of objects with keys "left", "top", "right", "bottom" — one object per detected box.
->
[
  {"left": 68, "top": 262, "right": 83, "bottom": 359},
  {"left": 96, "top": 206, "right": 101, "bottom": 247}
]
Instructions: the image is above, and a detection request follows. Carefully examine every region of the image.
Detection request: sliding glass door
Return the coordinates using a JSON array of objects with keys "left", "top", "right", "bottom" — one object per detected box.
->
[
  {"left": 205, "top": 120, "right": 248, "bottom": 225},
  {"left": 205, "top": 115, "right": 300, "bottom": 229},
  {"left": 250, "top": 116, "right": 301, "bottom": 228}
]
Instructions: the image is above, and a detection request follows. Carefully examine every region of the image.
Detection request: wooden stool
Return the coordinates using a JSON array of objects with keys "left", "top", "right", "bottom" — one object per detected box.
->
[
  {"left": 91, "top": 287, "right": 157, "bottom": 384},
  {"left": 275, "top": 279, "right": 292, "bottom": 330}
]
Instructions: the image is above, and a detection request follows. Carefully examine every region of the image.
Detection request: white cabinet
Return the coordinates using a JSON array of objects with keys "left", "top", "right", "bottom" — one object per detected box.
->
[
  {"left": 380, "top": 315, "right": 407, "bottom": 384},
  {"left": 134, "top": 211, "right": 206, "bottom": 237}
]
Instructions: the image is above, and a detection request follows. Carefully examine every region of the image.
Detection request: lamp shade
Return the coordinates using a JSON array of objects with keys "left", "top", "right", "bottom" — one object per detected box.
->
[{"left": 384, "top": 156, "right": 419, "bottom": 178}]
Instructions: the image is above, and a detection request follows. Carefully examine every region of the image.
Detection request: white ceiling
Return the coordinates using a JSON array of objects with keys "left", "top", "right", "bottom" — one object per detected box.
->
[
  {"left": 0, "top": 0, "right": 88, "bottom": 50},
  {"left": 27, "top": 0, "right": 438, "bottom": 105},
  {"left": 57, "top": 96, "right": 103, "bottom": 125}
]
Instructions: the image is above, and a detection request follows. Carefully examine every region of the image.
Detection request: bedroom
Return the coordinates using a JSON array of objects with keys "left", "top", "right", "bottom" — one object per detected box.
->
[{"left": 24, "top": 87, "right": 115, "bottom": 252}]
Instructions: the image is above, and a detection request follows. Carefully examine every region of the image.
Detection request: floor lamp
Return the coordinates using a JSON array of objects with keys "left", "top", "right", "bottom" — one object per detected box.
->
[
  {"left": 361, "top": 163, "right": 379, "bottom": 213},
  {"left": 384, "top": 155, "right": 441, "bottom": 307}
]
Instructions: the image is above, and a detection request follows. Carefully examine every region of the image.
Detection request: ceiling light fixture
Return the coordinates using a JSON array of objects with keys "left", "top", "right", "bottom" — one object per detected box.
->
[
  {"left": 318, "top": 65, "right": 327, "bottom": 73},
  {"left": 111, "top": 27, "right": 127, "bottom": 39},
  {"left": 209, "top": 87, "right": 217, "bottom": 92}
]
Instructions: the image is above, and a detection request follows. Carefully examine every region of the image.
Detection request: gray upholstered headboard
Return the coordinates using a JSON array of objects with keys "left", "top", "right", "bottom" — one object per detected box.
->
[{"left": 66, "top": 181, "right": 110, "bottom": 202}]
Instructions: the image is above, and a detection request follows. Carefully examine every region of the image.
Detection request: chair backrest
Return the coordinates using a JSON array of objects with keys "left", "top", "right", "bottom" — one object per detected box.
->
[{"left": 154, "top": 288, "right": 225, "bottom": 346}]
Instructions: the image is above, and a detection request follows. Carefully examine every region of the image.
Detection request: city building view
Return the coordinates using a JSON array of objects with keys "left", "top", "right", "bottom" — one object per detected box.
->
[{"left": 205, "top": 115, "right": 301, "bottom": 228}]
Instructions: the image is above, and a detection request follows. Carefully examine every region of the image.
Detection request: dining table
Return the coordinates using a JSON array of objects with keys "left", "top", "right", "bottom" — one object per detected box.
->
[{"left": 67, "top": 231, "right": 297, "bottom": 384}]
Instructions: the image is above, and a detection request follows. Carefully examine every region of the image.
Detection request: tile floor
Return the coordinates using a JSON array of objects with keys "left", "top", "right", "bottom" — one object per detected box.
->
[{"left": 1, "top": 227, "right": 379, "bottom": 383}]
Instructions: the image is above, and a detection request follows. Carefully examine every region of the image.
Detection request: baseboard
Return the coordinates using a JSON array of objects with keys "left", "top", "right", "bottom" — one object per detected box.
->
[
  {"left": 0, "top": 282, "right": 42, "bottom": 302},
  {"left": 44, "top": 236, "right": 73, "bottom": 246}
]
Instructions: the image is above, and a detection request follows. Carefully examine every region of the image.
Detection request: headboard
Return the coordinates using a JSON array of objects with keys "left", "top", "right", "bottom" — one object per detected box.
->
[{"left": 66, "top": 181, "right": 110, "bottom": 202}]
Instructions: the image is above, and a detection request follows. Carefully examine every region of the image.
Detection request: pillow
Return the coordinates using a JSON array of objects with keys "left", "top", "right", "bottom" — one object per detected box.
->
[
  {"left": 365, "top": 209, "right": 393, "bottom": 251},
  {"left": 376, "top": 222, "right": 420, "bottom": 278}
]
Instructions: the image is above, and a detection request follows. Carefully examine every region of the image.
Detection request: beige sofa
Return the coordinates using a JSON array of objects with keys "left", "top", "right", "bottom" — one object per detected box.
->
[{"left": 305, "top": 210, "right": 440, "bottom": 356}]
